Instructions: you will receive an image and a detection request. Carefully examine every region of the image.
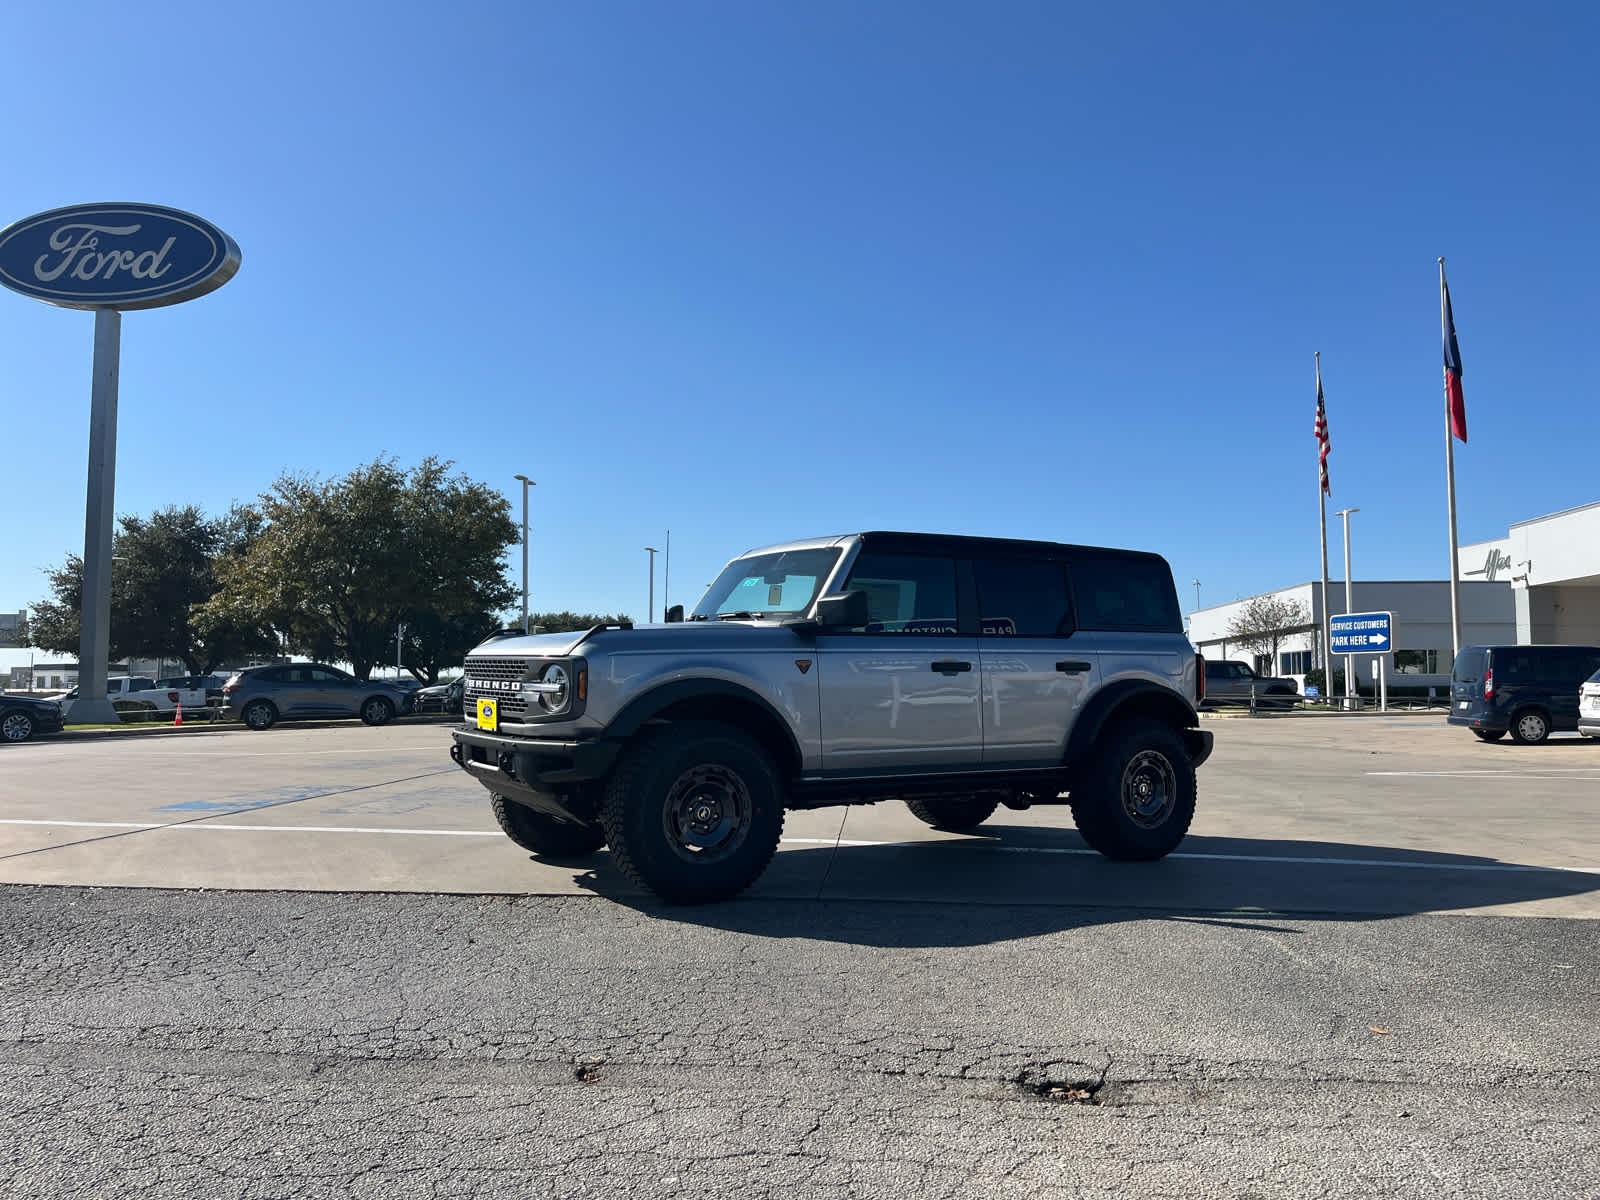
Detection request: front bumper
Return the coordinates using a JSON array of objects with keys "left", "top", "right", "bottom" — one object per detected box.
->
[{"left": 450, "top": 728, "right": 620, "bottom": 787}]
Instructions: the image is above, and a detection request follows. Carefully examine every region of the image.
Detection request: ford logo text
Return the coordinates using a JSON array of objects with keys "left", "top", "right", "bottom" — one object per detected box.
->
[{"left": 0, "top": 202, "right": 240, "bottom": 310}]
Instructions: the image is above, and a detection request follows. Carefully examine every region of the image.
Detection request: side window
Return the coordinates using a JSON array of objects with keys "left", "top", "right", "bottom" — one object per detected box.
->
[
  {"left": 1071, "top": 555, "right": 1182, "bottom": 632},
  {"left": 974, "top": 557, "right": 1072, "bottom": 637},
  {"left": 843, "top": 551, "right": 960, "bottom": 635}
]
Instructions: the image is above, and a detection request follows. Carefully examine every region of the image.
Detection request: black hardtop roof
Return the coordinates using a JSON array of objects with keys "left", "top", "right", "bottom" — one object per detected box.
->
[{"left": 858, "top": 530, "right": 1170, "bottom": 564}]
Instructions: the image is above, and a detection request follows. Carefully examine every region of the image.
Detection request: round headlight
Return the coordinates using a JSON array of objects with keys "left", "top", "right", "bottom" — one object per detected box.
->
[{"left": 537, "top": 663, "right": 570, "bottom": 714}]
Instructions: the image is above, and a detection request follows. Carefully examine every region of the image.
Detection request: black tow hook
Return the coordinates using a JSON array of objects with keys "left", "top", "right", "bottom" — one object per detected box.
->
[
  {"left": 449, "top": 742, "right": 464, "bottom": 768},
  {"left": 496, "top": 750, "right": 518, "bottom": 780}
]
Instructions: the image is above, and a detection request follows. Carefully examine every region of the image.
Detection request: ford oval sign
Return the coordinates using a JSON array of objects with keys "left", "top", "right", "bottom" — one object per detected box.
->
[{"left": 0, "top": 202, "right": 240, "bottom": 311}]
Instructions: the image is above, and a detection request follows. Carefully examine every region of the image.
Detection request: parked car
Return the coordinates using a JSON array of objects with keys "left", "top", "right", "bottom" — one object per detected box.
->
[
  {"left": 413, "top": 677, "right": 464, "bottom": 715},
  {"left": 1577, "top": 666, "right": 1600, "bottom": 740},
  {"left": 1201, "top": 660, "right": 1299, "bottom": 708},
  {"left": 1448, "top": 644, "right": 1600, "bottom": 744},
  {"left": 1, "top": 693, "right": 65, "bottom": 743},
  {"left": 219, "top": 663, "right": 417, "bottom": 731}
]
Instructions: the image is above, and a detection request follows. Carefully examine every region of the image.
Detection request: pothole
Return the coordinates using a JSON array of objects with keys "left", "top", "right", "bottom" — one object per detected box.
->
[
  {"left": 573, "top": 1057, "right": 606, "bottom": 1083},
  {"left": 1013, "top": 1063, "right": 1107, "bottom": 1105}
]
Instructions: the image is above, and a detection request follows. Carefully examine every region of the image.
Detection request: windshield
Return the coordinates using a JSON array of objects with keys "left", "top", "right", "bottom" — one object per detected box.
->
[{"left": 691, "top": 547, "right": 842, "bottom": 620}]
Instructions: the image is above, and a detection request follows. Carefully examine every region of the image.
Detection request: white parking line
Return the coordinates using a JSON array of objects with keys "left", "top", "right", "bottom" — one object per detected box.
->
[
  {"left": 6, "top": 821, "right": 1596, "bottom": 875},
  {"left": 1367, "top": 769, "right": 1600, "bottom": 778}
]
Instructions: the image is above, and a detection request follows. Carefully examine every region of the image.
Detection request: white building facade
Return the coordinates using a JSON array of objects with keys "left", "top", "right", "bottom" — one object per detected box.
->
[{"left": 1189, "top": 500, "right": 1600, "bottom": 695}]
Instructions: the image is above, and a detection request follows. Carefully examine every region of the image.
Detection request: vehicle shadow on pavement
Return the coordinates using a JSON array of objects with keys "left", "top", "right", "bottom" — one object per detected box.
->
[{"left": 572, "top": 825, "right": 1599, "bottom": 947}]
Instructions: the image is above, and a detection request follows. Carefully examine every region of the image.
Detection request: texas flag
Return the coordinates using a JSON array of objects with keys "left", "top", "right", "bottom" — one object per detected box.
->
[{"left": 1442, "top": 275, "right": 1466, "bottom": 442}]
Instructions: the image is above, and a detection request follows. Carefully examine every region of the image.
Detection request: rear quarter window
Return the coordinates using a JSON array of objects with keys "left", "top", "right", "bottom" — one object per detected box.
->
[{"left": 1071, "top": 555, "right": 1182, "bottom": 633}]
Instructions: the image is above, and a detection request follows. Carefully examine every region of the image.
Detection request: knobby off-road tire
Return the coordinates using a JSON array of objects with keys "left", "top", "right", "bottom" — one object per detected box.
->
[
  {"left": 1069, "top": 718, "right": 1196, "bottom": 861},
  {"left": 491, "top": 793, "right": 606, "bottom": 858},
  {"left": 905, "top": 795, "right": 1000, "bottom": 832},
  {"left": 600, "top": 722, "right": 785, "bottom": 904}
]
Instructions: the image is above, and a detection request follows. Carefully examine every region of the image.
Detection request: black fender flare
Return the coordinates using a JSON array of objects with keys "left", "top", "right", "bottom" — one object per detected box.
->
[
  {"left": 1063, "top": 680, "right": 1206, "bottom": 769},
  {"left": 605, "top": 679, "right": 804, "bottom": 774}
]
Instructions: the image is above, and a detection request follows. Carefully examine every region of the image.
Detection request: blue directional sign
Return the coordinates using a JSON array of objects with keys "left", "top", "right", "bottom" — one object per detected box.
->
[{"left": 1329, "top": 611, "right": 1395, "bottom": 654}]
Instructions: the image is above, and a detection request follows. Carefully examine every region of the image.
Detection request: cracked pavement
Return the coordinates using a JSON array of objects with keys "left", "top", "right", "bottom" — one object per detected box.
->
[{"left": 4, "top": 886, "right": 1595, "bottom": 1198}]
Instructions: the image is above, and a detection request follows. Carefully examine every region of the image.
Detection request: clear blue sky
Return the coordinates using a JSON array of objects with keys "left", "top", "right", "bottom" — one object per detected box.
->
[{"left": 4, "top": 1, "right": 1597, "bottom": 671}]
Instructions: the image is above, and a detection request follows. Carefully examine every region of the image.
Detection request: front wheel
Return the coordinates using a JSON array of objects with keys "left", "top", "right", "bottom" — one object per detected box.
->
[
  {"left": 1510, "top": 709, "right": 1551, "bottom": 745},
  {"left": 905, "top": 795, "right": 1000, "bottom": 832},
  {"left": 491, "top": 793, "right": 606, "bottom": 858},
  {"left": 1069, "top": 719, "right": 1196, "bottom": 861},
  {"left": 600, "top": 722, "right": 784, "bottom": 904},
  {"left": 2, "top": 710, "right": 37, "bottom": 743},
  {"left": 361, "top": 696, "right": 396, "bottom": 726}
]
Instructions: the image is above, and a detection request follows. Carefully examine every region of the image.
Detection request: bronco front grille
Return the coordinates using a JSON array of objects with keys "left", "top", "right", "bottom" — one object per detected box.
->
[{"left": 464, "top": 656, "right": 532, "bottom": 720}]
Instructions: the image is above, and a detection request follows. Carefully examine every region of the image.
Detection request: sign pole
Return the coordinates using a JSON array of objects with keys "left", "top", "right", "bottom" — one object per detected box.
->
[
  {"left": 0, "top": 202, "right": 241, "bottom": 725},
  {"left": 72, "top": 309, "right": 123, "bottom": 725}
]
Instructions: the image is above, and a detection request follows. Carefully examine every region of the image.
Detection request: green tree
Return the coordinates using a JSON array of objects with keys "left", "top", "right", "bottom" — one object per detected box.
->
[
  {"left": 207, "top": 457, "right": 518, "bottom": 679},
  {"left": 26, "top": 505, "right": 278, "bottom": 673},
  {"left": 522, "top": 610, "right": 636, "bottom": 634}
]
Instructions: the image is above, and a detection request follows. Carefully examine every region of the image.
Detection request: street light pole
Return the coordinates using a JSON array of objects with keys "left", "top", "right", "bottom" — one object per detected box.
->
[
  {"left": 514, "top": 474, "right": 534, "bottom": 633},
  {"left": 1192, "top": 579, "right": 1201, "bottom": 612},
  {"left": 645, "top": 547, "right": 659, "bottom": 623},
  {"left": 1336, "top": 507, "right": 1360, "bottom": 708}
]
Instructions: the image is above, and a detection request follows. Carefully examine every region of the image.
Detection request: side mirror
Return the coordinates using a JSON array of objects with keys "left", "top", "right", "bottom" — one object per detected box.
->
[
  {"left": 665, "top": 604, "right": 685, "bottom": 623},
  {"left": 814, "top": 590, "right": 870, "bottom": 629}
]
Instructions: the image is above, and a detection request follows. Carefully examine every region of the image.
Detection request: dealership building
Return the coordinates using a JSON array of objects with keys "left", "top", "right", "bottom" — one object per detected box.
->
[{"left": 1189, "top": 501, "right": 1600, "bottom": 693}]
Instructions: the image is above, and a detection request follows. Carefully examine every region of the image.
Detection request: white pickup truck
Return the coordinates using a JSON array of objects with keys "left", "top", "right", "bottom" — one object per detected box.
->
[{"left": 56, "top": 675, "right": 216, "bottom": 719}]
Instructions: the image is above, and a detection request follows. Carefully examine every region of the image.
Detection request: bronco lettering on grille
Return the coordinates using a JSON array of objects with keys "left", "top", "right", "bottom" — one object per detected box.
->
[{"left": 467, "top": 678, "right": 523, "bottom": 693}]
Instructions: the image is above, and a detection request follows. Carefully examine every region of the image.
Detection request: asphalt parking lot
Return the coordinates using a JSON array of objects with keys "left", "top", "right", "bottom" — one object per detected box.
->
[
  {"left": 2, "top": 711, "right": 1596, "bottom": 918},
  {"left": 5, "top": 712, "right": 1598, "bottom": 1199}
]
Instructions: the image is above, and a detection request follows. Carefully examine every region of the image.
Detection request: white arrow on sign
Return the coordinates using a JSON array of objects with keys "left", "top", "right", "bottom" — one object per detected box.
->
[{"left": 1369, "top": 633, "right": 1388, "bottom": 647}]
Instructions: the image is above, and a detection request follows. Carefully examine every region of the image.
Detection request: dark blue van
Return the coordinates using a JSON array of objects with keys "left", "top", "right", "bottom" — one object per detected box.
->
[{"left": 1448, "top": 644, "right": 1600, "bottom": 744}]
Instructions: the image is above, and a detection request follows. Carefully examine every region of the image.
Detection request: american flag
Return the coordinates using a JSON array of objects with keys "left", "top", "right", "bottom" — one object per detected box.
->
[{"left": 1314, "top": 360, "right": 1330, "bottom": 495}]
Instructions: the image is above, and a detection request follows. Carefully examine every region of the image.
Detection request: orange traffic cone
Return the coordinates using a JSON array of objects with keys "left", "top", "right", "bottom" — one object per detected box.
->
[{"left": 173, "top": 701, "right": 183, "bottom": 726}]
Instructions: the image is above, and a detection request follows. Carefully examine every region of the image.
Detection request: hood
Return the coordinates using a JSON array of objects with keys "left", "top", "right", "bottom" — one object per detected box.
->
[{"left": 468, "top": 628, "right": 598, "bottom": 658}]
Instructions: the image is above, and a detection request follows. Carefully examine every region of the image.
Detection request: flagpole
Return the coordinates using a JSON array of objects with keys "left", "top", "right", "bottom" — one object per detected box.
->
[
  {"left": 1317, "top": 351, "right": 1331, "bottom": 678},
  {"left": 1441, "top": 258, "right": 1463, "bottom": 657}
]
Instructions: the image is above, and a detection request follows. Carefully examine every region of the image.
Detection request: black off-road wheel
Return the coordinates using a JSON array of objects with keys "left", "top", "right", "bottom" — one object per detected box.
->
[
  {"left": 491, "top": 793, "right": 606, "bottom": 858},
  {"left": 905, "top": 795, "right": 1000, "bottom": 832},
  {"left": 1473, "top": 729, "right": 1507, "bottom": 742},
  {"left": 1069, "top": 718, "right": 1196, "bottom": 861},
  {"left": 600, "top": 722, "right": 784, "bottom": 904}
]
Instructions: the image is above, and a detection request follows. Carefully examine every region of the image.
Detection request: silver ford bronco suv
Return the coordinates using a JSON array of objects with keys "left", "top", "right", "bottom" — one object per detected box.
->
[{"left": 450, "top": 531, "right": 1212, "bottom": 904}]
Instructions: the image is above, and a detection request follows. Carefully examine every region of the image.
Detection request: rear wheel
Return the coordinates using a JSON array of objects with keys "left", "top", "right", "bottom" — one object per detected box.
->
[
  {"left": 1473, "top": 729, "right": 1507, "bottom": 742},
  {"left": 905, "top": 795, "right": 1000, "bottom": 832},
  {"left": 491, "top": 793, "right": 606, "bottom": 858},
  {"left": 241, "top": 699, "right": 277, "bottom": 731},
  {"left": 1510, "top": 709, "right": 1551, "bottom": 745},
  {"left": 601, "top": 722, "right": 784, "bottom": 904},
  {"left": 1070, "top": 719, "right": 1196, "bottom": 861}
]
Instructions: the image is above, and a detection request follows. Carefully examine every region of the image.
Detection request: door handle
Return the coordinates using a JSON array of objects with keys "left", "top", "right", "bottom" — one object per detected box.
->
[
  {"left": 931, "top": 660, "right": 972, "bottom": 675},
  {"left": 1056, "top": 660, "right": 1092, "bottom": 674}
]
